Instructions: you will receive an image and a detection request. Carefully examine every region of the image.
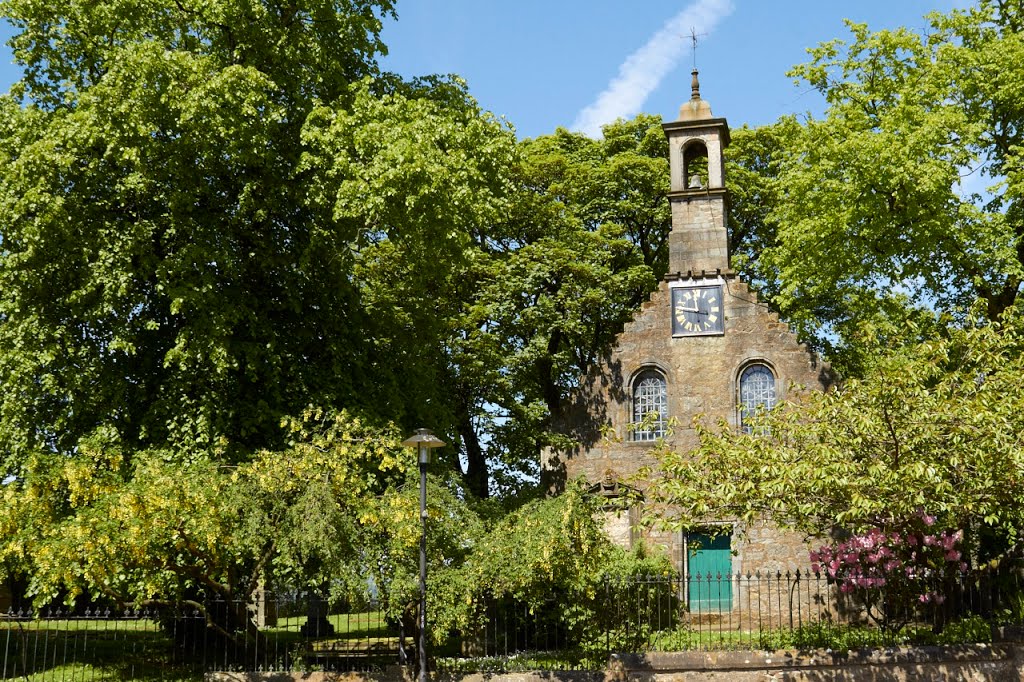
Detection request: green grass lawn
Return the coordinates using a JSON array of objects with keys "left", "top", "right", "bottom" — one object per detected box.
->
[
  {"left": 0, "top": 623, "right": 201, "bottom": 681},
  {"left": 1, "top": 617, "right": 162, "bottom": 632},
  {"left": 272, "top": 609, "right": 391, "bottom": 637},
  {"left": 259, "top": 610, "right": 400, "bottom": 659}
]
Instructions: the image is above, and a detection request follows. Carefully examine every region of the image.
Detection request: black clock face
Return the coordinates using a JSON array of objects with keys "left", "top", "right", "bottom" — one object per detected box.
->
[{"left": 672, "top": 285, "right": 724, "bottom": 336}]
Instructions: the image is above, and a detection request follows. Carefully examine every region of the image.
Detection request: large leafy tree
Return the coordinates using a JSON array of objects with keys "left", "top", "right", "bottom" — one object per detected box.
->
[
  {"left": 0, "top": 0, "right": 674, "bottom": 613},
  {"left": 300, "top": 75, "right": 517, "bottom": 498},
  {"left": 299, "top": 100, "right": 669, "bottom": 499},
  {"left": 0, "top": 0, "right": 532, "bottom": 475},
  {"left": 727, "top": 1, "right": 1024, "bottom": 368},
  {"left": 0, "top": 0, "right": 525, "bottom": 607},
  {"left": 449, "top": 117, "right": 668, "bottom": 495},
  {"left": 308, "top": 113, "right": 673, "bottom": 499},
  {"left": 0, "top": 0, "right": 405, "bottom": 468},
  {"left": 519, "top": 116, "right": 672, "bottom": 276}
]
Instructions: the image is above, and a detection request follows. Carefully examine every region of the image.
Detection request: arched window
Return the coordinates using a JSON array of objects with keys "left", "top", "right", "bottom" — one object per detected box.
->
[
  {"left": 633, "top": 369, "right": 668, "bottom": 441},
  {"left": 682, "top": 141, "right": 709, "bottom": 189},
  {"left": 739, "top": 363, "right": 776, "bottom": 433}
]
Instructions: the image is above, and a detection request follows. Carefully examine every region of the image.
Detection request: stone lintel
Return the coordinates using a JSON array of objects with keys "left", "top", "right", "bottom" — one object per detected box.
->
[
  {"left": 664, "top": 269, "right": 735, "bottom": 282},
  {"left": 662, "top": 118, "right": 731, "bottom": 147},
  {"left": 666, "top": 187, "right": 729, "bottom": 202}
]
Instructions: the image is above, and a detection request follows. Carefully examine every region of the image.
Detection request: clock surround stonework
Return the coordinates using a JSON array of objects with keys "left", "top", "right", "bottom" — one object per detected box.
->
[{"left": 543, "top": 76, "right": 836, "bottom": 576}]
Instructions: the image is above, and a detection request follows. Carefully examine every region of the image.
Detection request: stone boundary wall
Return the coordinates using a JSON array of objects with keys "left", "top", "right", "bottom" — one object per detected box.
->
[
  {"left": 208, "top": 641, "right": 1024, "bottom": 682},
  {"left": 207, "top": 673, "right": 601, "bottom": 682},
  {"left": 611, "top": 646, "right": 1024, "bottom": 681}
]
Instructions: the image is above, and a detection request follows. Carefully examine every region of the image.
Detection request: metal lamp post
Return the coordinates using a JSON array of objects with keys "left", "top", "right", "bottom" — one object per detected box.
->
[{"left": 401, "top": 428, "right": 445, "bottom": 682}]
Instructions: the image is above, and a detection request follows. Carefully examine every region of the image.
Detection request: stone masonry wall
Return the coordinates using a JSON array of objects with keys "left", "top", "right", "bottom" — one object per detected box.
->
[
  {"left": 545, "top": 274, "right": 834, "bottom": 573},
  {"left": 207, "top": 642, "right": 1024, "bottom": 682},
  {"left": 667, "top": 192, "right": 729, "bottom": 275},
  {"left": 556, "top": 277, "right": 831, "bottom": 481}
]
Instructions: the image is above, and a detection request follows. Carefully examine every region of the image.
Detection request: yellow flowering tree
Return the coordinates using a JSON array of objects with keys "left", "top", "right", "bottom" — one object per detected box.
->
[{"left": 0, "top": 409, "right": 416, "bottom": 641}]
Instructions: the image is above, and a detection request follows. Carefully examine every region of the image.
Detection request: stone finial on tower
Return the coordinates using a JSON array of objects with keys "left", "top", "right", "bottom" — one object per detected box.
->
[{"left": 678, "top": 69, "right": 714, "bottom": 122}]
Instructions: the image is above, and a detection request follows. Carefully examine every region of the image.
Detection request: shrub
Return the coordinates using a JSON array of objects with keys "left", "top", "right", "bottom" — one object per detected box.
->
[{"left": 811, "top": 512, "right": 966, "bottom": 630}]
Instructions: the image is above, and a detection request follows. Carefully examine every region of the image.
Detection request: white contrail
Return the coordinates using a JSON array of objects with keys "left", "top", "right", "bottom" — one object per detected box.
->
[{"left": 572, "top": 0, "right": 734, "bottom": 137}]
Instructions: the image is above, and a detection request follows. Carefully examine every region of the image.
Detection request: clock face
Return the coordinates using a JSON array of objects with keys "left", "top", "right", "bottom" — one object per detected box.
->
[{"left": 672, "top": 285, "right": 724, "bottom": 336}]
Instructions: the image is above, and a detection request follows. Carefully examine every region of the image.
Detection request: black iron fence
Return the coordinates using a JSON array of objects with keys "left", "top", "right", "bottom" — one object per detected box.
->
[
  {"left": 2, "top": 604, "right": 200, "bottom": 681},
  {"left": 586, "top": 568, "right": 1022, "bottom": 655},
  {"left": 442, "top": 568, "right": 1024, "bottom": 670},
  {"left": 1, "top": 596, "right": 400, "bottom": 680},
  {"left": 3, "top": 569, "right": 1023, "bottom": 679}
]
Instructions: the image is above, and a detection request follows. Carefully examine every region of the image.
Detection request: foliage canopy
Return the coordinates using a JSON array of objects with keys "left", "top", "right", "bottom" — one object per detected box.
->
[
  {"left": 644, "top": 308, "right": 1024, "bottom": 560},
  {"left": 0, "top": 0, "right": 676, "bottom": 611},
  {"left": 727, "top": 0, "right": 1024, "bottom": 369}
]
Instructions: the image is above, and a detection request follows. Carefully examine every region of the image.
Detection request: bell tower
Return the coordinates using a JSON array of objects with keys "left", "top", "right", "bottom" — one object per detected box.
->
[
  {"left": 662, "top": 70, "right": 731, "bottom": 277},
  {"left": 548, "top": 60, "right": 837, "bottom": 580}
]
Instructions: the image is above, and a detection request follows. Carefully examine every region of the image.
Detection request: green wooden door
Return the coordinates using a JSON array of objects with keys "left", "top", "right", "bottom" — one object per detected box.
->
[{"left": 687, "top": 532, "right": 733, "bottom": 612}]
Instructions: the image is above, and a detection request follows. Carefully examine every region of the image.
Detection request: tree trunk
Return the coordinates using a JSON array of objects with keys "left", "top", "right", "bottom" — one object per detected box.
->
[{"left": 458, "top": 398, "right": 488, "bottom": 499}]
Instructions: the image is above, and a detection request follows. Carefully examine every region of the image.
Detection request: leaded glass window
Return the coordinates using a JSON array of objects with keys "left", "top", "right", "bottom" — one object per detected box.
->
[
  {"left": 633, "top": 370, "right": 667, "bottom": 441},
  {"left": 739, "top": 364, "right": 776, "bottom": 433}
]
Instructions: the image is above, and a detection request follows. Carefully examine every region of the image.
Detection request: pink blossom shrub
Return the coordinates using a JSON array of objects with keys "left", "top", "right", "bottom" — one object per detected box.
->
[{"left": 809, "top": 513, "right": 966, "bottom": 629}]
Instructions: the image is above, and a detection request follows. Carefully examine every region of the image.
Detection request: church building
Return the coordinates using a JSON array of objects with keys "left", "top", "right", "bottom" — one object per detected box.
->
[{"left": 544, "top": 73, "right": 835, "bottom": 592}]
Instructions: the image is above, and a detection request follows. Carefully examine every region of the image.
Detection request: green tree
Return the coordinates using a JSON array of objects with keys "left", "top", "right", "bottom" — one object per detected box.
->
[
  {"left": 643, "top": 308, "right": 1024, "bottom": 559},
  {"left": 300, "top": 74, "right": 518, "bottom": 498},
  {"left": 314, "top": 114, "right": 671, "bottom": 499},
  {"left": 0, "top": 0, "right": 676, "bottom": 620},
  {"left": 727, "top": 1, "right": 1024, "bottom": 367},
  {"left": 0, "top": 0, "right": 524, "bottom": 610},
  {"left": 0, "top": 0, "right": 530, "bottom": 481},
  {"left": 725, "top": 121, "right": 796, "bottom": 300},
  {"left": 0, "top": 0, "right": 406, "bottom": 469},
  {"left": 0, "top": 410, "right": 415, "bottom": 624},
  {"left": 517, "top": 116, "right": 671, "bottom": 275},
  {"left": 0, "top": 0, "right": 680, "bottom": 503},
  {"left": 452, "top": 117, "right": 667, "bottom": 495}
]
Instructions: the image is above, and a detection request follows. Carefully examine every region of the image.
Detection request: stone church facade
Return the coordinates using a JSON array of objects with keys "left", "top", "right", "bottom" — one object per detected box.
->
[{"left": 544, "top": 75, "right": 835, "bottom": 584}]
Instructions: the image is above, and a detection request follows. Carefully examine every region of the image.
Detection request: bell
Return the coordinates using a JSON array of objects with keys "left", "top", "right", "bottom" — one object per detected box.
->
[{"left": 688, "top": 173, "right": 704, "bottom": 189}]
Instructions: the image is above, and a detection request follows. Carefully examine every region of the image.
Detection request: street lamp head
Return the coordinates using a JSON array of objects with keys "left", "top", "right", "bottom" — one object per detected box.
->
[
  {"left": 402, "top": 428, "right": 446, "bottom": 465},
  {"left": 402, "top": 428, "right": 446, "bottom": 449}
]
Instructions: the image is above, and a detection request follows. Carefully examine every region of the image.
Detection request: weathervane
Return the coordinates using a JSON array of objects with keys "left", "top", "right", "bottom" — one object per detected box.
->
[
  {"left": 688, "top": 26, "right": 708, "bottom": 70},
  {"left": 686, "top": 27, "right": 708, "bottom": 100}
]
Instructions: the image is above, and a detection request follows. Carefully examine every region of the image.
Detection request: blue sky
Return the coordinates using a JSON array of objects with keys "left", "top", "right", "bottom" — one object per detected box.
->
[
  {"left": 1, "top": 1, "right": 961, "bottom": 138},
  {"left": 377, "top": 0, "right": 958, "bottom": 137}
]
